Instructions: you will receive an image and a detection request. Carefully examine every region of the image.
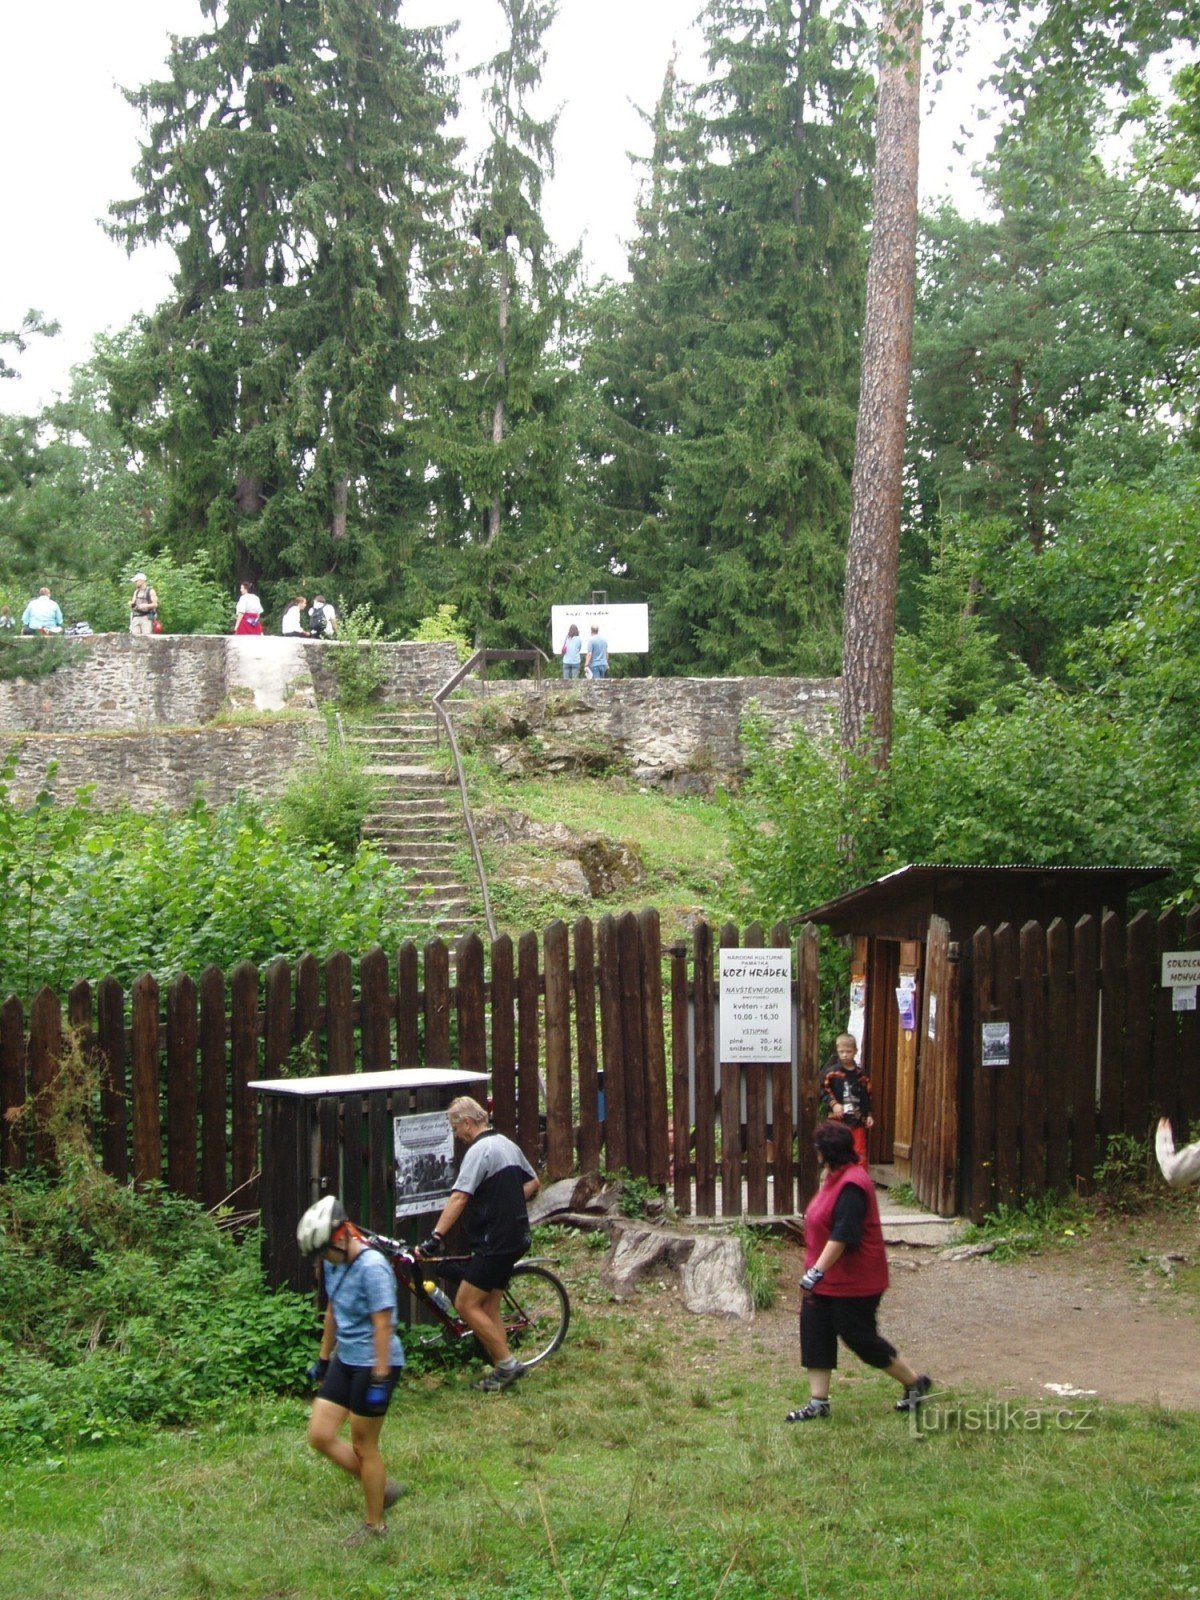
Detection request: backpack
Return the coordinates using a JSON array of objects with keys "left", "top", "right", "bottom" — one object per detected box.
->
[{"left": 309, "top": 604, "right": 326, "bottom": 636}]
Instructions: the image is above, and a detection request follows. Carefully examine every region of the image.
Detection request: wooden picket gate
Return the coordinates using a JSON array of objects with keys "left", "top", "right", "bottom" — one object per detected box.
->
[{"left": 0, "top": 912, "right": 825, "bottom": 1223}]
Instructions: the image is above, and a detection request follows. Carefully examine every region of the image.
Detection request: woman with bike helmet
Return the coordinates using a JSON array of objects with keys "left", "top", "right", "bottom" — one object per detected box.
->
[{"left": 297, "top": 1195, "right": 407, "bottom": 1546}]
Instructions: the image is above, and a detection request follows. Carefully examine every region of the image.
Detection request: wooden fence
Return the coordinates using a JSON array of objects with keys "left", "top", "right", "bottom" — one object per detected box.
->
[
  {"left": 0, "top": 912, "right": 823, "bottom": 1222},
  {"left": 962, "top": 907, "right": 1200, "bottom": 1221}
]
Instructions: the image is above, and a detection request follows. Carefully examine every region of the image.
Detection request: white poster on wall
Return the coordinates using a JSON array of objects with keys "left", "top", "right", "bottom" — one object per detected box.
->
[
  {"left": 550, "top": 603, "right": 649, "bottom": 655},
  {"left": 393, "top": 1112, "right": 457, "bottom": 1219},
  {"left": 719, "top": 948, "right": 793, "bottom": 1063}
]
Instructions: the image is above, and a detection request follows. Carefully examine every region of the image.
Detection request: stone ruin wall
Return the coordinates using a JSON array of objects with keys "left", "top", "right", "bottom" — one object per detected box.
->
[{"left": 0, "top": 634, "right": 839, "bottom": 808}]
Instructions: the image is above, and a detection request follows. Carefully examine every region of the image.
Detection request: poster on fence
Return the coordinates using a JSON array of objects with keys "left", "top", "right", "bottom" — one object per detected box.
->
[
  {"left": 719, "top": 948, "right": 792, "bottom": 1063},
  {"left": 981, "top": 1021, "right": 1011, "bottom": 1066},
  {"left": 393, "top": 1112, "right": 457, "bottom": 1219}
]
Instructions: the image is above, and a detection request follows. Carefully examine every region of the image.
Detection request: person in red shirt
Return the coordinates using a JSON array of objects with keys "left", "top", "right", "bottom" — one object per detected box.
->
[{"left": 786, "top": 1120, "right": 932, "bottom": 1422}]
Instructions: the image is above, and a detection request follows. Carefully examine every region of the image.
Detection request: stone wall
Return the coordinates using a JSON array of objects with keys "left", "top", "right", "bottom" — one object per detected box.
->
[
  {"left": 450, "top": 675, "right": 840, "bottom": 790},
  {"left": 5, "top": 723, "right": 321, "bottom": 810},
  {"left": 0, "top": 634, "right": 460, "bottom": 731}
]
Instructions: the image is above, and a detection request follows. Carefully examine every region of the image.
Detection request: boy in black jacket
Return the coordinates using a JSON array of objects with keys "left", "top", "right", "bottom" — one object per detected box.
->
[{"left": 821, "top": 1033, "right": 873, "bottom": 1166}]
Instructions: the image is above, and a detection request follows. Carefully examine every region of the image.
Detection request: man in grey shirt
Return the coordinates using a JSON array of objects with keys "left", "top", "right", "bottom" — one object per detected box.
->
[{"left": 420, "top": 1096, "right": 540, "bottom": 1390}]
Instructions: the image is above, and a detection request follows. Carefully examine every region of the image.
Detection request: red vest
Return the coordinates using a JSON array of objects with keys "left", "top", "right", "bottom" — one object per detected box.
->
[{"left": 803, "top": 1162, "right": 888, "bottom": 1297}]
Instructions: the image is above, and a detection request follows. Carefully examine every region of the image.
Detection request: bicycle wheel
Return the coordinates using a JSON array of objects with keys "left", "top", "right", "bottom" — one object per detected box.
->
[{"left": 502, "top": 1263, "right": 570, "bottom": 1369}]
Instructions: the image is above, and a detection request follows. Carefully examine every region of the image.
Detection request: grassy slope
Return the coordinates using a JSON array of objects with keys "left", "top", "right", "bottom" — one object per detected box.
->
[
  {"left": 459, "top": 759, "right": 742, "bottom": 942},
  {"left": 5, "top": 1229, "right": 1198, "bottom": 1600}
]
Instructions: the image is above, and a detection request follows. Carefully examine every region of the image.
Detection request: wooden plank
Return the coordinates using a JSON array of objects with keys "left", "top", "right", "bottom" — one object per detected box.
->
[
  {"left": 367, "top": 1085, "right": 391, "bottom": 1235},
  {"left": 692, "top": 921, "right": 716, "bottom": 1215},
  {"left": 1154, "top": 909, "right": 1181, "bottom": 1133},
  {"left": 130, "top": 974, "right": 161, "bottom": 1187},
  {"left": 543, "top": 919, "right": 573, "bottom": 1181},
  {"left": 992, "top": 924, "right": 1021, "bottom": 1207},
  {"left": 892, "top": 940, "right": 922, "bottom": 1174},
  {"left": 0, "top": 995, "right": 26, "bottom": 1177},
  {"left": 937, "top": 929, "right": 962, "bottom": 1216},
  {"left": 28, "top": 987, "right": 61, "bottom": 1172},
  {"left": 739, "top": 922, "right": 768, "bottom": 1216},
  {"left": 295, "top": 954, "right": 321, "bottom": 1073},
  {"left": 490, "top": 935, "right": 517, "bottom": 1138},
  {"left": 1180, "top": 906, "right": 1200, "bottom": 1130},
  {"left": 326, "top": 950, "right": 355, "bottom": 1076},
  {"left": 769, "top": 921, "right": 794, "bottom": 1217},
  {"left": 198, "top": 966, "right": 226, "bottom": 1208},
  {"left": 670, "top": 940, "right": 691, "bottom": 1215},
  {"left": 516, "top": 930, "right": 540, "bottom": 1164},
  {"left": 718, "top": 921, "right": 741, "bottom": 1217},
  {"left": 360, "top": 945, "right": 392, "bottom": 1072},
  {"left": 597, "top": 915, "right": 628, "bottom": 1174},
  {"left": 1044, "top": 920, "right": 1072, "bottom": 1195},
  {"left": 1098, "top": 911, "right": 1125, "bottom": 1152},
  {"left": 639, "top": 908, "right": 671, "bottom": 1189},
  {"left": 618, "top": 911, "right": 649, "bottom": 1180},
  {"left": 67, "top": 981, "right": 93, "bottom": 1141},
  {"left": 912, "top": 923, "right": 943, "bottom": 1210},
  {"left": 1071, "top": 917, "right": 1099, "bottom": 1191},
  {"left": 573, "top": 918, "right": 601, "bottom": 1175},
  {"left": 1123, "top": 911, "right": 1154, "bottom": 1143},
  {"left": 230, "top": 961, "right": 260, "bottom": 1195},
  {"left": 166, "top": 973, "right": 198, "bottom": 1199},
  {"left": 422, "top": 940, "right": 450, "bottom": 1069},
  {"left": 1019, "top": 922, "right": 1047, "bottom": 1200},
  {"left": 455, "top": 934, "right": 487, "bottom": 1076},
  {"left": 263, "top": 958, "right": 292, "bottom": 1080},
  {"left": 395, "top": 941, "right": 420, "bottom": 1068},
  {"left": 795, "top": 924, "right": 821, "bottom": 1204},
  {"left": 968, "top": 927, "right": 996, "bottom": 1222},
  {"left": 95, "top": 978, "right": 126, "bottom": 1184}
]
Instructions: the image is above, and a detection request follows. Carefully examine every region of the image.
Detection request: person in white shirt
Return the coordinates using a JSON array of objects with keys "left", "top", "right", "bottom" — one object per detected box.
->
[
  {"left": 234, "top": 582, "right": 264, "bottom": 635},
  {"left": 309, "top": 596, "right": 337, "bottom": 637},
  {"left": 281, "top": 596, "right": 309, "bottom": 636}
]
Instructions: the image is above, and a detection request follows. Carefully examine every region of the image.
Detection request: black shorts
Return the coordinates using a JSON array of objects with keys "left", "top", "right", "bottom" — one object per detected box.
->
[
  {"left": 799, "top": 1292, "right": 897, "bottom": 1372},
  {"left": 459, "top": 1252, "right": 523, "bottom": 1292},
  {"left": 318, "top": 1354, "right": 403, "bottom": 1417}
]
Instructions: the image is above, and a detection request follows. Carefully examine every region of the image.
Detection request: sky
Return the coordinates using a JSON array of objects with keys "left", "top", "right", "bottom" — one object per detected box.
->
[{"left": 0, "top": 0, "right": 997, "bottom": 416}]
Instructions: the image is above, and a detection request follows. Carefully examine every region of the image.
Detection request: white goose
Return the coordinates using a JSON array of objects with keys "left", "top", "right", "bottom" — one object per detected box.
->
[{"left": 1156, "top": 1117, "right": 1200, "bottom": 1189}]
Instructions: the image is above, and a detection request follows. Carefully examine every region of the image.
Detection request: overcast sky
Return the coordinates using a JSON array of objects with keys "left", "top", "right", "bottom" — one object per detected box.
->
[{"left": 0, "top": 0, "right": 995, "bottom": 415}]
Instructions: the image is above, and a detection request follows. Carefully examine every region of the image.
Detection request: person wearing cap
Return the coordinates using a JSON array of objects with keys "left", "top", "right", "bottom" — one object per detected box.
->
[
  {"left": 297, "top": 1195, "right": 407, "bottom": 1547},
  {"left": 129, "top": 573, "right": 158, "bottom": 636}
]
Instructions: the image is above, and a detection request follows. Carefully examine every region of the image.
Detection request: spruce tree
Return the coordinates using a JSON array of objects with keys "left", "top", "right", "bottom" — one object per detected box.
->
[
  {"left": 109, "top": 0, "right": 460, "bottom": 602},
  {"left": 585, "top": 0, "right": 873, "bottom": 677}
]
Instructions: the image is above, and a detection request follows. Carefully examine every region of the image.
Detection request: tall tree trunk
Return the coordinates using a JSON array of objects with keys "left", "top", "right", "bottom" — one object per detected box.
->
[
  {"left": 840, "top": 3, "right": 922, "bottom": 768},
  {"left": 331, "top": 476, "right": 349, "bottom": 542}
]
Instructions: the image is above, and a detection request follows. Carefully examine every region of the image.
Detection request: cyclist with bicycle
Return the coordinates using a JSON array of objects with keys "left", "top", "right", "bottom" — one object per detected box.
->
[
  {"left": 297, "top": 1196, "right": 407, "bottom": 1546},
  {"left": 420, "top": 1096, "right": 540, "bottom": 1392}
]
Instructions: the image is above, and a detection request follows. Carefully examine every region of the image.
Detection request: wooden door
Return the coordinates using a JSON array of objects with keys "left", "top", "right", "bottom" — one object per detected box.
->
[{"left": 912, "top": 916, "right": 960, "bottom": 1216}]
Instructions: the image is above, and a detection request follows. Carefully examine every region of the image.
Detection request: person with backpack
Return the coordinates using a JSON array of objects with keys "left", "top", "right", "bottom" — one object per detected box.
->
[
  {"left": 297, "top": 1196, "right": 407, "bottom": 1547},
  {"left": 128, "top": 573, "right": 158, "bottom": 637},
  {"left": 309, "top": 595, "right": 337, "bottom": 638}
]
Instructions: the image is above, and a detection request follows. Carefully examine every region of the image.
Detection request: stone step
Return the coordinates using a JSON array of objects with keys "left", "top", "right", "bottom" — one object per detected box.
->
[
  {"left": 400, "top": 870, "right": 468, "bottom": 888},
  {"left": 369, "top": 824, "right": 458, "bottom": 841},
  {"left": 369, "top": 838, "right": 458, "bottom": 855},
  {"left": 361, "top": 765, "right": 452, "bottom": 784}
]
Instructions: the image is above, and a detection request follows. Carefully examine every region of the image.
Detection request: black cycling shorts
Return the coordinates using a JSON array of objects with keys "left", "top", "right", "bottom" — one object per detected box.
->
[
  {"left": 799, "top": 1292, "right": 897, "bottom": 1372},
  {"left": 318, "top": 1354, "right": 403, "bottom": 1417},
  {"left": 460, "top": 1252, "right": 524, "bottom": 1292}
]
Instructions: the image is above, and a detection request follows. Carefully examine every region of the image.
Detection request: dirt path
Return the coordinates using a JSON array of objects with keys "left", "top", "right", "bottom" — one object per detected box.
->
[{"left": 747, "top": 1209, "right": 1200, "bottom": 1410}]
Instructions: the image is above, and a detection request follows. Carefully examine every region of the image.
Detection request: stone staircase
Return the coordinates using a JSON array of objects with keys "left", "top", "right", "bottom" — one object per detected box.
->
[{"left": 350, "top": 708, "right": 479, "bottom": 935}]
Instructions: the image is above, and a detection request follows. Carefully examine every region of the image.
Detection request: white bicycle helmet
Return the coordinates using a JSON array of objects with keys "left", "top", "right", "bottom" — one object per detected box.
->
[{"left": 297, "top": 1195, "right": 347, "bottom": 1256}]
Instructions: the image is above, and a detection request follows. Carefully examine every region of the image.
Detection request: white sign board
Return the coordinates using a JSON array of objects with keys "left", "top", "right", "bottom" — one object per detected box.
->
[
  {"left": 550, "top": 603, "right": 649, "bottom": 656},
  {"left": 1162, "top": 952, "right": 1200, "bottom": 987},
  {"left": 719, "top": 948, "right": 792, "bottom": 1063},
  {"left": 393, "top": 1111, "right": 457, "bottom": 1219}
]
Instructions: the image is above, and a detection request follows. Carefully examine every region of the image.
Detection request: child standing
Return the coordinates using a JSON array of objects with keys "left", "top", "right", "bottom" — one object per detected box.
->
[{"left": 821, "top": 1033, "right": 873, "bottom": 1167}]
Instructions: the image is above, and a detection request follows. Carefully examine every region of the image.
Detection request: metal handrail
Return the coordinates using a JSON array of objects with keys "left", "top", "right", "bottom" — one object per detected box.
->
[{"left": 431, "top": 648, "right": 550, "bottom": 943}]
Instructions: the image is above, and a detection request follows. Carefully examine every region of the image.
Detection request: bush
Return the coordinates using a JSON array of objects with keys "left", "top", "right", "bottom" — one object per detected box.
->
[
  {"left": 413, "top": 603, "right": 473, "bottom": 663},
  {"left": 59, "top": 549, "right": 228, "bottom": 636},
  {"left": 274, "top": 736, "right": 378, "bottom": 859},
  {"left": 326, "top": 600, "right": 389, "bottom": 711}
]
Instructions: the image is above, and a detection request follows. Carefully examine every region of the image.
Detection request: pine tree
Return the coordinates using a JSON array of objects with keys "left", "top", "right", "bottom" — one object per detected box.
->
[
  {"left": 109, "top": 0, "right": 460, "bottom": 602},
  {"left": 418, "top": 0, "right": 585, "bottom": 649},
  {"left": 586, "top": 0, "right": 873, "bottom": 676}
]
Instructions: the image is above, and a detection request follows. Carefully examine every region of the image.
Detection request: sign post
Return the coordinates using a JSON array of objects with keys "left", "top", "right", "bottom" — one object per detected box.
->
[{"left": 1162, "top": 952, "right": 1200, "bottom": 1013}]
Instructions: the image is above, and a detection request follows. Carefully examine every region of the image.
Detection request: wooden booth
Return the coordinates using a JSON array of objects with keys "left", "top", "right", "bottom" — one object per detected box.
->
[
  {"left": 252, "top": 1067, "right": 487, "bottom": 1290},
  {"left": 800, "top": 865, "right": 1171, "bottom": 1217}
]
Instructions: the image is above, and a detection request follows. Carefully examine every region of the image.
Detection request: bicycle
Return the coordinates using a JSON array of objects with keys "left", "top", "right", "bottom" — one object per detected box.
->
[{"left": 358, "top": 1227, "right": 570, "bottom": 1370}]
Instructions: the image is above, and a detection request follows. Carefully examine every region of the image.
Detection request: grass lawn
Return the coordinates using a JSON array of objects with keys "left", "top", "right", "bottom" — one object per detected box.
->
[{"left": 6, "top": 1232, "right": 1198, "bottom": 1600}]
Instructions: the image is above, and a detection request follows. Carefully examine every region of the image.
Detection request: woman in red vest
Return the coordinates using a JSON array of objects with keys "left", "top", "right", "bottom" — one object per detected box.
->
[{"left": 786, "top": 1120, "right": 932, "bottom": 1422}]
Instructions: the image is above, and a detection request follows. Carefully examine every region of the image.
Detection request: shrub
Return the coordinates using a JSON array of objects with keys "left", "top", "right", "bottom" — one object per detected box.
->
[
  {"left": 273, "top": 735, "right": 378, "bottom": 859},
  {"left": 413, "top": 603, "right": 473, "bottom": 662},
  {"left": 326, "top": 600, "right": 389, "bottom": 711}
]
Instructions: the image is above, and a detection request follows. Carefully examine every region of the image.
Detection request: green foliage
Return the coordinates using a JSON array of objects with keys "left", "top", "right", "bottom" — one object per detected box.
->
[
  {"left": 957, "top": 1194, "right": 1091, "bottom": 1262},
  {"left": 274, "top": 736, "right": 378, "bottom": 859},
  {"left": 0, "top": 635, "right": 77, "bottom": 682},
  {"left": 732, "top": 1224, "right": 780, "bottom": 1311},
  {"left": 324, "top": 601, "right": 390, "bottom": 711},
  {"left": 608, "top": 1171, "right": 663, "bottom": 1219},
  {"left": 63, "top": 549, "right": 228, "bottom": 637},
  {"left": 1093, "top": 1132, "right": 1159, "bottom": 1213},
  {"left": 0, "top": 757, "right": 421, "bottom": 997},
  {"left": 412, "top": 603, "right": 473, "bottom": 662}
]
